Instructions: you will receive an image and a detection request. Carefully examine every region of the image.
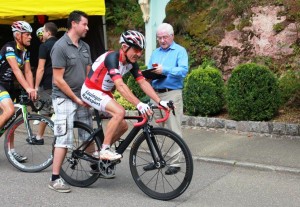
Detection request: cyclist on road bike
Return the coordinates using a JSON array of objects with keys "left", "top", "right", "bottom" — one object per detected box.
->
[
  {"left": 81, "top": 30, "right": 169, "bottom": 161},
  {"left": 0, "top": 21, "right": 37, "bottom": 162}
]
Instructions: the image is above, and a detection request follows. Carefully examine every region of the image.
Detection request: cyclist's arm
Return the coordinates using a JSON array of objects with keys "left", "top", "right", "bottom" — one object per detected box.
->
[
  {"left": 35, "top": 58, "right": 46, "bottom": 90},
  {"left": 137, "top": 78, "right": 160, "bottom": 104},
  {"left": 7, "top": 57, "right": 34, "bottom": 93},
  {"left": 114, "top": 78, "right": 140, "bottom": 106}
]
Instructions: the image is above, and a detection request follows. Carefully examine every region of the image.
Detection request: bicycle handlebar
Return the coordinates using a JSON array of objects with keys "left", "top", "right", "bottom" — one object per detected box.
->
[
  {"left": 19, "top": 94, "right": 45, "bottom": 112},
  {"left": 133, "top": 101, "right": 174, "bottom": 127}
]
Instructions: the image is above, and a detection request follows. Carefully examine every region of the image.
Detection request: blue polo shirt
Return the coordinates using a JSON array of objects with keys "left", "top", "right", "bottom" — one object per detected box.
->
[{"left": 147, "top": 41, "right": 188, "bottom": 90}]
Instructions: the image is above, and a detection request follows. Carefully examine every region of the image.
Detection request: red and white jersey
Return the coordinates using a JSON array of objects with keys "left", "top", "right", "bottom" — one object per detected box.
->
[{"left": 85, "top": 50, "right": 144, "bottom": 92}]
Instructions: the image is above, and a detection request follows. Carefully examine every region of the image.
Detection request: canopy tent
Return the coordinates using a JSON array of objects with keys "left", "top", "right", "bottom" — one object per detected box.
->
[
  {"left": 0, "top": 0, "right": 107, "bottom": 66},
  {"left": 0, "top": 0, "right": 105, "bottom": 24}
]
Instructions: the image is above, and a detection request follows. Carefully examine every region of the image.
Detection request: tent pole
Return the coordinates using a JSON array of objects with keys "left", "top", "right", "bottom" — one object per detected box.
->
[{"left": 102, "top": 16, "right": 108, "bottom": 51}]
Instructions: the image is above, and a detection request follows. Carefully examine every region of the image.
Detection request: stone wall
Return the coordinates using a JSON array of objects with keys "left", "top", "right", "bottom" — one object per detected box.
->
[{"left": 182, "top": 115, "right": 300, "bottom": 138}]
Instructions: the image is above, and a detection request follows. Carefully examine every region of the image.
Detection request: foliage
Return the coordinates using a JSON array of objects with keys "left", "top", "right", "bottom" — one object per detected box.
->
[
  {"left": 183, "top": 65, "right": 225, "bottom": 116},
  {"left": 105, "top": 0, "right": 144, "bottom": 36},
  {"left": 226, "top": 63, "right": 281, "bottom": 121},
  {"left": 127, "top": 76, "right": 144, "bottom": 99},
  {"left": 278, "top": 70, "right": 300, "bottom": 106},
  {"left": 113, "top": 90, "right": 136, "bottom": 110},
  {"left": 273, "top": 23, "right": 285, "bottom": 33}
]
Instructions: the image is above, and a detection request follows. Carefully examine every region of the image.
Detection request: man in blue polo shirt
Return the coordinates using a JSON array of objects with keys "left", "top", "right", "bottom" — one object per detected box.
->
[{"left": 147, "top": 23, "right": 188, "bottom": 175}]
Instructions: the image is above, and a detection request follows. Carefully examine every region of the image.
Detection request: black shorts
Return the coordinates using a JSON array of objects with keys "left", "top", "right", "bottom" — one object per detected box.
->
[{"left": 0, "top": 81, "right": 20, "bottom": 102}]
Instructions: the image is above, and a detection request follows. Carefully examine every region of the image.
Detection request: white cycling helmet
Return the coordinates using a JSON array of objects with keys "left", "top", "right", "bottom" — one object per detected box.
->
[
  {"left": 120, "top": 30, "right": 146, "bottom": 50},
  {"left": 36, "top": 27, "right": 44, "bottom": 38},
  {"left": 11, "top": 21, "right": 33, "bottom": 33}
]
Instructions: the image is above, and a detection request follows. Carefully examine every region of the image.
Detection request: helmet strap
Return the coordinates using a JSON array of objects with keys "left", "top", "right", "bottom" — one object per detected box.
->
[
  {"left": 122, "top": 45, "right": 132, "bottom": 63},
  {"left": 125, "top": 45, "right": 131, "bottom": 53}
]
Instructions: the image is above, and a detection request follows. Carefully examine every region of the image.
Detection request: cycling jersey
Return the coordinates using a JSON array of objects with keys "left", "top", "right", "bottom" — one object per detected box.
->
[
  {"left": 84, "top": 50, "right": 144, "bottom": 92},
  {"left": 0, "top": 41, "right": 30, "bottom": 82}
]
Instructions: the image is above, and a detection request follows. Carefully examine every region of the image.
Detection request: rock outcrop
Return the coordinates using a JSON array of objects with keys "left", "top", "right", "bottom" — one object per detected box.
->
[{"left": 212, "top": 6, "right": 299, "bottom": 80}]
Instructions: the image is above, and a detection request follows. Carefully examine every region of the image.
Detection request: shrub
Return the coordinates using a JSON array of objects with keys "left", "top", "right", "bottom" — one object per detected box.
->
[
  {"left": 113, "top": 90, "right": 135, "bottom": 110},
  {"left": 127, "top": 75, "right": 150, "bottom": 103},
  {"left": 183, "top": 65, "right": 225, "bottom": 116},
  {"left": 226, "top": 63, "right": 281, "bottom": 121},
  {"left": 127, "top": 76, "right": 144, "bottom": 98},
  {"left": 278, "top": 70, "right": 300, "bottom": 107}
]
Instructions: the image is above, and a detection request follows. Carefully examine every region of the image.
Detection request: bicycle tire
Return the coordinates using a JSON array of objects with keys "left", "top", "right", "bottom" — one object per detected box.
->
[
  {"left": 4, "top": 114, "right": 54, "bottom": 172},
  {"left": 129, "top": 127, "right": 193, "bottom": 200},
  {"left": 59, "top": 121, "right": 101, "bottom": 187}
]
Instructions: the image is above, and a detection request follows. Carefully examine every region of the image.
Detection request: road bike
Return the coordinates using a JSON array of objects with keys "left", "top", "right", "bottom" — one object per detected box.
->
[
  {"left": 1, "top": 93, "right": 54, "bottom": 172},
  {"left": 59, "top": 102, "right": 193, "bottom": 200}
]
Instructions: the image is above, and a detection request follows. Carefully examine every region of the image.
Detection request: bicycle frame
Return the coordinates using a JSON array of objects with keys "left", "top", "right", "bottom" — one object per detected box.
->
[
  {"left": 0, "top": 95, "right": 45, "bottom": 138},
  {"left": 73, "top": 106, "right": 170, "bottom": 165}
]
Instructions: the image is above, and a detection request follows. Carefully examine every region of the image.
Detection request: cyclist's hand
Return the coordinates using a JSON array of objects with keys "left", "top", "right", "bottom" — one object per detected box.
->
[
  {"left": 159, "top": 100, "right": 169, "bottom": 109},
  {"left": 137, "top": 102, "right": 152, "bottom": 115},
  {"left": 26, "top": 88, "right": 37, "bottom": 101}
]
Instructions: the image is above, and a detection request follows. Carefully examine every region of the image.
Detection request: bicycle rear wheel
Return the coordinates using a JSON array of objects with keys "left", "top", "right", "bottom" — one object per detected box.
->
[
  {"left": 4, "top": 114, "right": 54, "bottom": 172},
  {"left": 59, "top": 121, "right": 101, "bottom": 187},
  {"left": 129, "top": 127, "right": 193, "bottom": 200}
]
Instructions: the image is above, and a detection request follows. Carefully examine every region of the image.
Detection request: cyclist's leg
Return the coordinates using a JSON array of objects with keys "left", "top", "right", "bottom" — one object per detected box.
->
[
  {"left": 0, "top": 84, "right": 14, "bottom": 128},
  {"left": 81, "top": 85, "right": 126, "bottom": 160},
  {"left": 105, "top": 100, "right": 128, "bottom": 145},
  {"left": 1, "top": 84, "right": 29, "bottom": 162}
]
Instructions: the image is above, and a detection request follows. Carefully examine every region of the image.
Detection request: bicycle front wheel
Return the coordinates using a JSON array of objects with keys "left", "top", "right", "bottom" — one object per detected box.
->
[
  {"left": 4, "top": 114, "right": 54, "bottom": 172},
  {"left": 59, "top": 121, "right": 101, "bottom": 187},
  {"left": 129, "top": 127, "right": 193, "bottom": 200}
]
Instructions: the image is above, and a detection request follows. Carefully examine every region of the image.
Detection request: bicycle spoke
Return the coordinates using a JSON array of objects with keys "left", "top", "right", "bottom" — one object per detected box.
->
[{"left": 129, "top": 128, "right": 193, "bottom": 200}]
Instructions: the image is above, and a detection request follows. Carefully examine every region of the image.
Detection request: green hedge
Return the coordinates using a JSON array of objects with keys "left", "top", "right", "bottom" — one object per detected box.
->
[
  {"left": 183, "top": 65, "right": 225, "bottom": 116},
  {"left": 278, "top": 70, "right": 300, "bottom": 106},
  {"left": 113, "top": 90, "right": 135, "bottom": 110},
  {"left": 226, "top": 63, "right": 281, "bottom": 121}
]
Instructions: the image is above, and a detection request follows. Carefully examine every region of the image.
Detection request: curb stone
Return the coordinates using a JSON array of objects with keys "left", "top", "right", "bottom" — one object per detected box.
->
[
  {"left": 182, "top": 115, "right": 300, "bottom": 139},
  {"left": 194, "top": 156, "right": 300, "bottom": 175}
]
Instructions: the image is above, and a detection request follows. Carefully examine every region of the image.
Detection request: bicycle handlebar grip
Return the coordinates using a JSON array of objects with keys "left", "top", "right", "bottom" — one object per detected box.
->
[
  {"left": 133, "top": 116, "right": 147, "bottom": 127},
  {"left": 133, "top": 105, "right": 171, "bottom": 127},
  {"left": 155, "top": 105, "right": 170, "bottom": 123}
]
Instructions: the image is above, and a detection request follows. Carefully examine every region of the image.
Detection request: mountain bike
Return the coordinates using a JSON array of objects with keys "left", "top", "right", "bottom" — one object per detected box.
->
[
  {"left": 59, "top": 102, "right": 193, "bottom": 200},
  {"left": 1, "top": 93, "right": 54, "bottom": 172}
]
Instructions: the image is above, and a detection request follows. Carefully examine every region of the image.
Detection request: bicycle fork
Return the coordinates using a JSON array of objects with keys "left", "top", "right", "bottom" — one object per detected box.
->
[{"left": 143, "top": 126, "right": 166, "bottom": 169}]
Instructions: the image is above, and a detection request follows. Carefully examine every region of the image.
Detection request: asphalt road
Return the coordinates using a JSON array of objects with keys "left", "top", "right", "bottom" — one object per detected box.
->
[{"left": 0, "top": 148, "right": 299, "bottom": 207}]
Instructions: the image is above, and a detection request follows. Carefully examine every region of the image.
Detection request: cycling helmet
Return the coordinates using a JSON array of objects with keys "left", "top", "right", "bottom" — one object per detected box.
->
[
  {"left": 120, "top": 30, "right": 146, "bottom": 50},
  {"left": 36, "top": 27, "right": 44, "bottom": 38},
  {"left": 11, "top": 21, "right": 33, "bottom": 33}
]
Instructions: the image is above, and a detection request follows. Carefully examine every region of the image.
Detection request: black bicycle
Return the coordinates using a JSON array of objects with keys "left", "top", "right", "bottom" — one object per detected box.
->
[
  {"left": 1, "top": 93, "right": 54, "bottom": 172},
  {"left": 59, "top": 102, "right": 193, "bottom": 200}
]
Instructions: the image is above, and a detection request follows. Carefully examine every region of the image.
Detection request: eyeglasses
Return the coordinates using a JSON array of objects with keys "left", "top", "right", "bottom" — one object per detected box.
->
[
  {"left": 156, "top": 35, "right": 170, "bottom": 41},
  {"left": 131, "top": 47, "right": 143, "bottom": 53}
]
